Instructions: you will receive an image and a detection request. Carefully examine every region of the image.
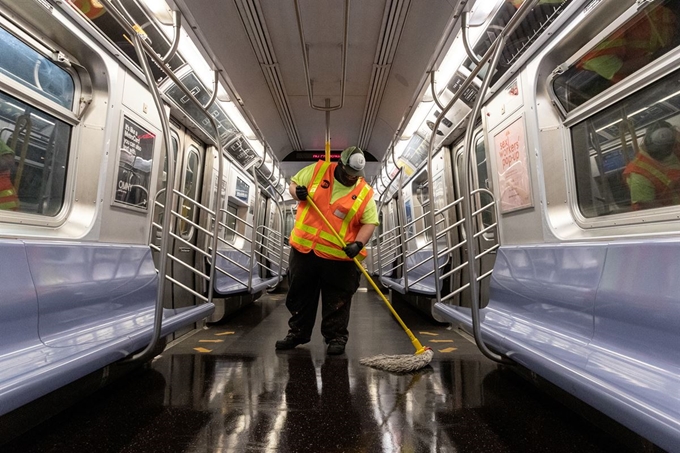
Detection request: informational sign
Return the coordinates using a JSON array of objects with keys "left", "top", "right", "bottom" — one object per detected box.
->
[
  {"left": 494, "top": 116, "right": 532, "bottom": 213},
  {"left": 226, "top": 137, "right": 258, "bottom": 168},
  {"left": 447, "top": 72, "right": 479, "bottom": 108},
  {"left": 164, "top": 72, "right": 240, "bottom": 148},
  {"left": 282, "top": 151, "right": 377, "bottom": 162},
  {"left": 397, "top": 134, "right": 429, "bottom": 176},
  {"left": 235, "top": 176, "right": 249, "bottom": 202},
  {"left": 114, "top": 116, "right": 155, "bottom": 210}
]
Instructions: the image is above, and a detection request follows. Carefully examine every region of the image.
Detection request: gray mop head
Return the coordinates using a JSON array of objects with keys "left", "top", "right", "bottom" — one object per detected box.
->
[{"left": 360, "top": 348, "right": 434, "bottom": 373}]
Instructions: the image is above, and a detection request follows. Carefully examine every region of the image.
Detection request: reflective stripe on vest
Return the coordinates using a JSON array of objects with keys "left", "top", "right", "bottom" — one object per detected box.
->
[
  {"left": 292, "top": 161, "right": 331, "bottom": 239},
  {"left": 623, "top": 152, "right": 680, "bottom": 206},
  {"left": 289, "top": 160, "right": 372, "bottom": 261}
]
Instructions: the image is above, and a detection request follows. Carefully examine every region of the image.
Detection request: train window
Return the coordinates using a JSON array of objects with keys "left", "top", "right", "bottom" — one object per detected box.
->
[
  {"left": 432, "top": 173, "right": 448, "bottom": 249},
  {"left": 571, "top": 67, "right": 680, "bottom": 217},
  {"left": 553, "top": 0, "right": 680, "bottom": 112},
  {"left": 464, "top": 0, "right": 572, "bottom": 85},
  {"left": 0, "top": 26, "right": 74, "bottom": 109},
  {"left": 0, "top": 91, "right": 71, "bottom": 216},
  {"left": 154, "top": 134, "right": 178, "bottom": 231},
  {"left": 411, "top": 172, "right": 432, "bottom": 243},
  {"left": 283, "top": 209, "right": 295, "bottom": 245},
  {"left": 475, "top": 136, "right": 494, "bottom": 230},
  {"left": 162, "top": 135, "right": 179, "bottom": 191},
  {"left": 180, "top": 147, "right": 200, "bottom": 237},
  {"left": 222, "top": 202, "right": 239, "bottom": 243}
]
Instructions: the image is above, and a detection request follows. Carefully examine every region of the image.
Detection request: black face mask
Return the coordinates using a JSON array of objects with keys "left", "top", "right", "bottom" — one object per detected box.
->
[{"left": 334, "top": 162, "right": 358, "bottom": 187}]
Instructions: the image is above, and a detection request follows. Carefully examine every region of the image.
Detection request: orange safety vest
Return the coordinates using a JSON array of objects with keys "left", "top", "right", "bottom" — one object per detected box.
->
[
  {"left": 0, "top": 171, "right": 19, "bottom": 211},
  {"left": 70, "top": 0, "right": 106, "bottom": 20},
  {"left": 577, "top": 5, "right": 675, "bottom": 82},
  {"left": 289, "top": 161, "right": 373, "bottom": 261},
  {"left": 623, "top": 153, "right": 680, "bottom": 209}
]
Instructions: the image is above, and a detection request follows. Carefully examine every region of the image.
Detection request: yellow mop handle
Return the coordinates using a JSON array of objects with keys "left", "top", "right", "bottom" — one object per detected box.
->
[{"left": 306, "top": 196, "right": 428, "bottom": 355}]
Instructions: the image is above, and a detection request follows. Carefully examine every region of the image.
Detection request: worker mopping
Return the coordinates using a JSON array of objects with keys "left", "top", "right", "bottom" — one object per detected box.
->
[
  {"left": 305, "top": 195, "right": 433, "bottom": 372},
  {"left": 278, "top": 146, "right": 432, "bottom": 372},
  {"left": 307, "top": 196, "right": 434, "bottom": 373}
]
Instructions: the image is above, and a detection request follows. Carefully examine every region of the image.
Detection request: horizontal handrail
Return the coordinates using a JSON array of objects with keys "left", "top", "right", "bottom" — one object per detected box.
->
[
  {"left": 165, "top": 275, "right": 210, "bottom": 302},
  {"left": 173, "top": 189, "right": 216, "bottom": 217},
  {"left": 215, "top": 250, "right": 250, "bottom": 271},
  {"left": 167, "top": 254, "right": 210, "bottom": 281},
  {"left": 168, "top": 231, "right": 211, "bottom": 259},
  {"left": 169, "top": 211, "right": 213, "bottom": 240}
]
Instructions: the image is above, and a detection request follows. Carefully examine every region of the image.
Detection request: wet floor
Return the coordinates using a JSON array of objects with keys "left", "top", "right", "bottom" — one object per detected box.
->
[{"left": 4, "top": 286, "right": 638, "bottom": 452}]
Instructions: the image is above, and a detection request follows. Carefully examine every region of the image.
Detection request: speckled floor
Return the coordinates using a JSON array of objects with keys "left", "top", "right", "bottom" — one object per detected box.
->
[{"left": 4, "top": 286, "right": 637, "bottom": 452}]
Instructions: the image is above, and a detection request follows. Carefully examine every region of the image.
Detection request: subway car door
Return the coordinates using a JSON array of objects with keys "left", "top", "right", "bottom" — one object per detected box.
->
[
  {"left": 172, "top": 128, "right": 205, "bottom": 336},
  {"left": 150, "top": 127, "right": 180, "bottom": 310},
  {"left": 453, "top": 132, "right": 498, "bottom": 307}
]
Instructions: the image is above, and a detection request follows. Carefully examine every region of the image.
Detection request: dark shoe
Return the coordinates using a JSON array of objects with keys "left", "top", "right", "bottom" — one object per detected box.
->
[
  {"left": 275, "top": 334, "right": 309, "bottom": 350},
  {"left": 327, "top": 340, "right": 346, "bottom": 355}
]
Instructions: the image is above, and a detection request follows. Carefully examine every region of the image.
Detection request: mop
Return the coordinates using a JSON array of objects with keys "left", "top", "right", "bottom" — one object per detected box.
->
[{"left": 306, "top": 196, "right": 434, "bottom": 373}]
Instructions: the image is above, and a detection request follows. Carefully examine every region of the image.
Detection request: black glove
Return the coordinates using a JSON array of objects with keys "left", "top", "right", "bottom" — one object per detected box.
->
[
  {"left": 343, "top": 241, "right": 363, "bottom": 259},
  {"left": 295, "top": 185, "right": 308, "bottom": 201}
]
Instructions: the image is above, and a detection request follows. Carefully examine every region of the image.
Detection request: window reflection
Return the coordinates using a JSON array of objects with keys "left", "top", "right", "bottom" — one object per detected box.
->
[
  {"left": 0, "top": 26, "right": 74, "bottom": 109},
  {"left": 554, "top": 0, "right": 680, "bottom": 112},
  {"left": 0, "top": 92, "right": 70, "bottom": 215},
  {"left": 180, "top": 148, "right": 199, "bottom": 237},
  {"left": 572, "top": 69, "right": 680, "bottom": 217}
]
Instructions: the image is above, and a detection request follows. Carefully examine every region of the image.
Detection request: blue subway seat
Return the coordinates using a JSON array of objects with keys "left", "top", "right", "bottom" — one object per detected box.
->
[
  {"left": 434, "top": 241, "right": 680, "bottom": 452},
  {"left": 213, "top": 249, "right": 281, "bottom": 296},
  {"left": 0, "top": 240, "right": 213, "bottom": 417}
]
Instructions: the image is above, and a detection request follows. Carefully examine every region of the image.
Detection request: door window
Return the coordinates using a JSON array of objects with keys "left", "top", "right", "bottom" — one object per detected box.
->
[{"left": 180, "top": 147, "right": 200, "bottom": 238}]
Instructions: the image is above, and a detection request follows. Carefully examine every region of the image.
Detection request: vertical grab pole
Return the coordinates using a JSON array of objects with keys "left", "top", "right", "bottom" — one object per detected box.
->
[
  {"left": 460, "top": 36, "right": 507, "bottom": 364},
  {"left": 325, "top": 99, "right": 331, "bottom": 162},
  {"left": 102, "top": 0, "right": 226, "bottom": 362},
  {"left": 249, "top": 160, "right": 262, "bottom": 291},
  {"left": 203, "top": 71, "right": 224, "bottom": 309},
  {"left": 461, "top": 0, "right": 540, "bottom": 363},
  {"left": 126, "top": 30, "right": 175, "bottom": 362}
]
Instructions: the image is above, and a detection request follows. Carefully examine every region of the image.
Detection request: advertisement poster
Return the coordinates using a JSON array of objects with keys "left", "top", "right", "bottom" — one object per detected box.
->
[
  {"left": 114, "top": 116, "right": 155, "bottom": 210},
  {"left": 494, "top": 116, "right": 532, "bottom": 213}
]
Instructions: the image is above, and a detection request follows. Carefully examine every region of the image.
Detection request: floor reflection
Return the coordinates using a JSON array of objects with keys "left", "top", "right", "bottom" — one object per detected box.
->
[
  {"left": 2, "top": 290, "right": 636, "bottom": 452},
  {"left": 279, "top": 351, "right": 375, "bottom": 452}
]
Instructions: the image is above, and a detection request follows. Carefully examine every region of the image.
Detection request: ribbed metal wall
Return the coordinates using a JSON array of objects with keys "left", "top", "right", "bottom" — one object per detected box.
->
[
  {"left": 234, "top": 0, "right": 303, "bottom": 151},
  {"left": 357, "top": 0, "right": 411, "bottom": 150}
]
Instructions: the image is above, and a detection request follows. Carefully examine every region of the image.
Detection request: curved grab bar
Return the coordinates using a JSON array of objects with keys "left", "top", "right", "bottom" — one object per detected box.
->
[{"left": 425, "top": 0, "right": 541, "bottom": 364}]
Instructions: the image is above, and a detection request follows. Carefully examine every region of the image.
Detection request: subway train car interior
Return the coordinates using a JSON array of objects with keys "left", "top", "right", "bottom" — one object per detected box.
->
[{"left": 1, "top": 0, "right": 679, "bottom": 451}]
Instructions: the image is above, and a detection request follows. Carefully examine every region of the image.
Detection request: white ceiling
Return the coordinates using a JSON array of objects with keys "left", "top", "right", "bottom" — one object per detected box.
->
[{"left": 172, "top": 0, "right": 465, "bottom": 179}]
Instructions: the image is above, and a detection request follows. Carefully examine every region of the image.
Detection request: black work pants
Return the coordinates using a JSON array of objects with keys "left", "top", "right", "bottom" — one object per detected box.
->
[{"left": 285, "top": 248, "right": 361, "bottom": 344}]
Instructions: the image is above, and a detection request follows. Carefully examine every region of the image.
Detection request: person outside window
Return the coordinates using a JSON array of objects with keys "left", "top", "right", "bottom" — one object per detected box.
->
[
  {"left": 276, "top": 146, "right": 379, "bottom": 355},
  {"left": 0, "top": 139, "right": 19, "bottom": 211},
  {"left": 623, "top": 120, "right": 680, "bottom": 210}
]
